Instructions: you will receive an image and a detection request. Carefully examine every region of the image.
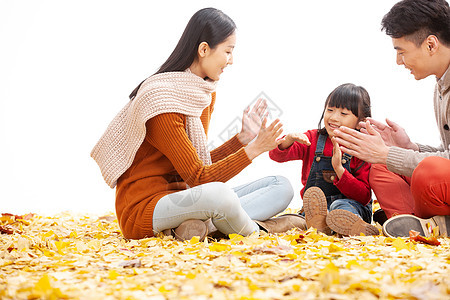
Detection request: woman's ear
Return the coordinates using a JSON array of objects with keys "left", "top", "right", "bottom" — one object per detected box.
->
[{"left": 197, "top": 42, "right": 210, "bottom": 58}]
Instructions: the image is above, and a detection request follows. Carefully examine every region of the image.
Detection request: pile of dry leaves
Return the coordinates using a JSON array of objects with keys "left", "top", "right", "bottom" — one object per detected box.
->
[{"left": 1, "top": 211, "right": 449, "bottom": 299}]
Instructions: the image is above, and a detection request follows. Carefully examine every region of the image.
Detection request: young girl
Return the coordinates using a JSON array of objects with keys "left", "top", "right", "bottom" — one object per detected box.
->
[
  {"left": 91, "top": 8, "right": 306, "bottom": 241},
  {"left": 269, "top": 83, "right": 378, "bottom": 236}
]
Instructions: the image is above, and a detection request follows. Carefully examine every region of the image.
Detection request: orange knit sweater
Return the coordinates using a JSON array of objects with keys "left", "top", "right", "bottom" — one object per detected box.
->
[{"left": 115, "top": 93, "right": 252, "bottom": 239}]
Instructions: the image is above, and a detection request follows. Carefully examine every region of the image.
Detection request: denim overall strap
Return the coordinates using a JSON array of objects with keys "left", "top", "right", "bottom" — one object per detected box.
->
[
  {"left": 315, "top": 134, "right": 352, "bottom": 173},
  {"left": 315, "top": 133, "right": 327, "bottom": 156}
]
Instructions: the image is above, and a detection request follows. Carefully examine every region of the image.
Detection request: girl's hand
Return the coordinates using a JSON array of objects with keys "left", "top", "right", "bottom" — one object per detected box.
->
[
  {"left": 331, "top": 137, "right": 345, "bottom": 179},
  {"left": 237, "top": 98, "right": 268, "bottom": 145},
  {"left": 278, "top": 132, "right": 311, "bottom": 150},
  {"left": 245, "top": 118, "right": 283, "bottom": 160}
]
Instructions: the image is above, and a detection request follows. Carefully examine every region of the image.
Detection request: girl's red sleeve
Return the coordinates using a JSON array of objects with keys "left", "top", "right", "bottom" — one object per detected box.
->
[{"left": 269, "top": 131, "right": 313, "bottom": 162}]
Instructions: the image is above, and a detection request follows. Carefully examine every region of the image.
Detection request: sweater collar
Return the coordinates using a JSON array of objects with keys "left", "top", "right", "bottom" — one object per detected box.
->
[{"left": 437, "top": 64, "right": 450, "bottom": 94}]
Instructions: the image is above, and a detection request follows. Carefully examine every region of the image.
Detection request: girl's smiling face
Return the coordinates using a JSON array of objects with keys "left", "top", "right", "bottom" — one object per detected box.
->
[
  {"left": 194, "top": 33, "right": 235, "bottom": 81},
  {"left": 323, "top": 106, "right": 359, "bottom": 137}
]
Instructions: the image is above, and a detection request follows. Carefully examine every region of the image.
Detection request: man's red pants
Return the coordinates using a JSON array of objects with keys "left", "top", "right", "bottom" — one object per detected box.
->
[{"left": 370, "top": 156, "right": 450, "bottom": 219}]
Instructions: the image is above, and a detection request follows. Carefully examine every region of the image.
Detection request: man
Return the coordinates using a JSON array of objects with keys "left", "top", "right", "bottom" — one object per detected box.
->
[{"left": 333, "top": 0, "right": 450, "bottom": 237}]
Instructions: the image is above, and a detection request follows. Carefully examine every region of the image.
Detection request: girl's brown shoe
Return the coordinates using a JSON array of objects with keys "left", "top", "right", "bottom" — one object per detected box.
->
[
  {"left": 326, "top": 209, "right": 379, "bottom": 236},
  {"left": 302, "top": 187, "right": 331, "bottom": 235}
]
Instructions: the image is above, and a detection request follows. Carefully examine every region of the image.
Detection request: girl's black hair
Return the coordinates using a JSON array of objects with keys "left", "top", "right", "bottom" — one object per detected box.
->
[
  {"left": 129, "top": 8, "right": 236, "bottom": 100},
  {"left": 318, "top": 83, "right": 371, "bottom": 135}
]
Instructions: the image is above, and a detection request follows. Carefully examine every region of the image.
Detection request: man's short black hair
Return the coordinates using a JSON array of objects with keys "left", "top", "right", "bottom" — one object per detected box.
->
[{"left": 381, "top": 0, "right": 450, "bottom": 46}]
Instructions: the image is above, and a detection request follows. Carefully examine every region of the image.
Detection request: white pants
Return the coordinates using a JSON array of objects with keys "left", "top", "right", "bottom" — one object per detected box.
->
[{"left": 152, "top": 176, "right": 294, "bottom": 236}]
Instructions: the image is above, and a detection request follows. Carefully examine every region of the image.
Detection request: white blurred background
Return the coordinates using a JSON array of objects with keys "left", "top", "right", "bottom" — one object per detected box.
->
[{"left": 0, "top": 0, "right": 439, "bottom": 215}]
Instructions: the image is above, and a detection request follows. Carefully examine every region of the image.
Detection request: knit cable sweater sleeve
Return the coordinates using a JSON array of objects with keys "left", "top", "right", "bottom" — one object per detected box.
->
[
  {"left": 387, "top": 145, "right": 450, "bottom": 177},
  {"left": 210, "top": 135, "right": 245, "bottom": 163},
  {"left": 198, "top": 92, "right": 245, "bottom": 163},
  {"left": 146, "top": 113, "right": 252, "bottom": 186},
  {"left": 416, "top": 143, "right": 445, "bottom": 153}
]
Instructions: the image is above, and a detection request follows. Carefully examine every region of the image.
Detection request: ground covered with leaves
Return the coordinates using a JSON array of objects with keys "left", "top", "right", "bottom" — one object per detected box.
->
[{"left": 1, "top": 211, "right": 449, "bottom": 300}]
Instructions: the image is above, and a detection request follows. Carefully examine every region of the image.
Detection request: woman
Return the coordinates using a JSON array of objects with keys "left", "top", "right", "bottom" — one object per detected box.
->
[{"left": 91, "top": 8, "right": 305, "bottom": 240}]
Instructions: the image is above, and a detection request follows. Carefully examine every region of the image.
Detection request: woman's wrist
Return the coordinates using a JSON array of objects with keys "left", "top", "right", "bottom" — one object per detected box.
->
[
  {"left": 244, "top": 143, "right": 262, "bottom": 160},
  {"left": 237, "top": 132, "right": 252, "bottom": 145}
]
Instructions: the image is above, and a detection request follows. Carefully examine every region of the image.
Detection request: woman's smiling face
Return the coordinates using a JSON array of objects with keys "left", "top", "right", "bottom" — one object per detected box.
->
[{"left": 195, "top": 33, "right": 235, "bottom": 81}]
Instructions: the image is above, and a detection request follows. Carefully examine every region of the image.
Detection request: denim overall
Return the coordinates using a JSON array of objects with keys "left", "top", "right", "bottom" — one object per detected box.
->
[{"left": 303, "top": 133, "right": 372, "bottom": 223}]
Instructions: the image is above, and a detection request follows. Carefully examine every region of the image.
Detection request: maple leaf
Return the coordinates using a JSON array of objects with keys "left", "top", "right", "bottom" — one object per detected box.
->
[{"left": 409, "top": 230, "right": 440, "bottom": 246}]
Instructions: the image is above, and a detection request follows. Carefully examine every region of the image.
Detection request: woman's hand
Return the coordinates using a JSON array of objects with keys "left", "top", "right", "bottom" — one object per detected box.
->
[
  {"left": 331, "top": 137, "right": 345, "bottom": 179},
  {"left": 278, "top": 132, "right": 311, "bottom": 150},
  {"left": 237, "top": 98, "right": 268, "bottom": 145},
  {"left": 360, "top": 118, "right": 418, "bottom": 151},
  {"left": 244, "top": 118, "right": 283, "bottom": 160}
]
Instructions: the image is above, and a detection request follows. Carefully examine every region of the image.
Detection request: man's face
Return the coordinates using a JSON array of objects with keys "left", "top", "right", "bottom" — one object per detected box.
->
[{"left": 392, "top": 37, "right": 432, "bottom": 80}]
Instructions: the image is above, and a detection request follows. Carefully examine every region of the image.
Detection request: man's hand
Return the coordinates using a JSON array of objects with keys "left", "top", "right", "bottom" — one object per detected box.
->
[
  {"left": 360, "top": 118, "right": 418, "bottom": 151},
  {"left": 333, "top": 121, "right": 390, "bottom": 165}
]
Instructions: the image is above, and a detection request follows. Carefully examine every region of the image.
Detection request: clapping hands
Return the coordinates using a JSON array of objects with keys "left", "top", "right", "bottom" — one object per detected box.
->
[
  {"left": 331, "top": 137, "right": 345, "bottom": 179},
  {"left": 240, "top": 98, "right": 285, "bottom": 160},
  {"left": 360, "top": 118, "right": 418, "bottom": 151},
  {"left": 238, "top": 98, "right": 268, "bottom": 145}
]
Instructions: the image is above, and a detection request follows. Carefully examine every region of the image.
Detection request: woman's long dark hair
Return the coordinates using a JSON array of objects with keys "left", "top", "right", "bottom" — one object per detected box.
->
[
  {"left": 318, "top": 83, "right": 371, "bottom": 135},
  {"left": 129, "top": 8, "right": 236, "bottom": 100}
]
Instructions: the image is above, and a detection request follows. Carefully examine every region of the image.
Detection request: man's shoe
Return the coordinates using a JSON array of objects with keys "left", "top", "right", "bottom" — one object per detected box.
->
[
  {"left": 254, "top": 214, "right": 307, "bottom": 234},
  {"left": 435, "top": 215, "right": 450, "bottom": 237},
  {"left": 373, "top": 208, "right": 388, "bottom": 226},
  {"left": 302, "top": 187, "right": 331, "bottom": 235},
  {"left": 171, "top": 219, "right": 208, "bottom": 241},
  {"left": 326, "top": 209, "right": 379, "bottom": 236},
  {"left": 383, "top": 214, "right": 450, "bottom": 238}
]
